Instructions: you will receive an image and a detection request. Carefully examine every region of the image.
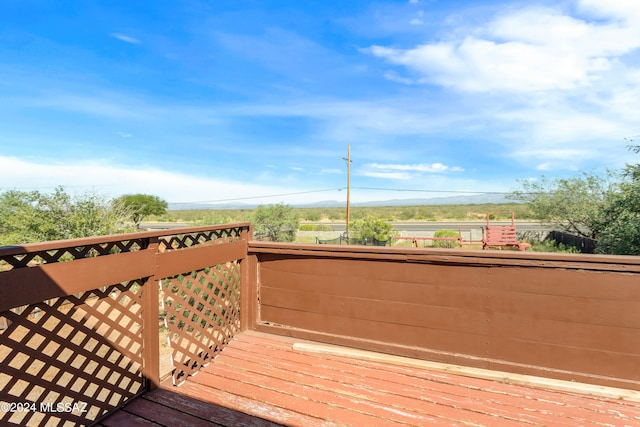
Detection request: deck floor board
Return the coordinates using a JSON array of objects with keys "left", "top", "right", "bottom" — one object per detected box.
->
[{"left": 100, "top": 331, "right": 640, "bottom": 427}]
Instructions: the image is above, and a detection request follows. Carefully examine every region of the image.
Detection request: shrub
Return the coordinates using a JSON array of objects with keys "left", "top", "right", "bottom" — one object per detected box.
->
[
  {"left": 313, "top": 224, "right": 333, "bottom": 232},
  {"left": 399, "top": 209, "right": 416, "bottom": 220},
  {"left": 433, "top": 229, "right": 460, "bottom": 248},
  {"left": 303, "top": 211, "right": 322, "bottom": 221},
  {"left": 530, "top": 240, "right": 580, "bottom": 253},
  {"left": 0, "top": 187, "right": 134, "bottom": 245},
  {"left": 349, "top": 215, "right": 395, "bottom": 242},
  {"left": 327, "top": 211, "right": 342, "bottom": 220}
]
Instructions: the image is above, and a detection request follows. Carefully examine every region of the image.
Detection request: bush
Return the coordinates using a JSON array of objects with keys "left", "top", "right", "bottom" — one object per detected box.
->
[
  {"left": 313, "top": 224, "right": 333, "bottom": 232},
  {"left": 0, "top": 187, "right": 134, "bottom": 245},
  {"left": 530, "top": 240, "right": 580, "bottom": 253},
  {"left": 399, "top": 209, "right": 416, "bottom": 220},
  {"left": 433, "top": 229, "right": 460, "bottom": 248},
  {"left": 349, "top": 216, "right": 395, "bottom": 243},
  {"left": 327, "top": 211, "right": 342, "bottom": 220},
  {"left": 303, "top": 211, "right": 322, "bottom": 221},
  {"left": 300, "top": 223, "right": 333, "bottom": 232}
]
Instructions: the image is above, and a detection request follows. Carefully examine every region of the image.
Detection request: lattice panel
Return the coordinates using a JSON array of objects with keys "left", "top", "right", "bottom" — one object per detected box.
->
[
  {"left": 162, "top": 261, "right": 241, "bottom": 385},
  {"left": 0, "top": 239, "right": 145, "bottom": 270},
  {"left": 159, "top": 227, "right": 244, "bottom": 251},
  {"left": 0, "top": 280, "right": 146, "bottom": 426}
]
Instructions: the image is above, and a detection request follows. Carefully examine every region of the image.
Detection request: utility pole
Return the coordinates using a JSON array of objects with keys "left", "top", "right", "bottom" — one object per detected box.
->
[{"left": 343, "top": 145, "right": 352, "bottom": 236}]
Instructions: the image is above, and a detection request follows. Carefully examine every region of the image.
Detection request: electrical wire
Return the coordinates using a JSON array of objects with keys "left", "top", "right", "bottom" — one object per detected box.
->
[
  {"left": 168, "top": 187, "right": 518, "bottom": 205},
  {"left": 352, "top": 187, "right": 511, "bottom": 195},
  {"left": 169, "top": 188, "right": 347, "bottom": 205}
]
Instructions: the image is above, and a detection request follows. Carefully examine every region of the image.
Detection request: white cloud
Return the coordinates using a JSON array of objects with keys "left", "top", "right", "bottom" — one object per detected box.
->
[
  {"left": 22, "top": 92, "right": 153, "bottom": 120},
  {"left": 536, "top": 163, "right": 552, "bottom": 171},
  {"left": 0, "top": 156, "right": 315, "bottom": 205},
  {"left": 0, "top": 156, "right": 493, "bottom": 206},
  {"left": 320, "top": 168, "right": 343, "bottom": 174},
  {"left": 359, "top": 1, "right": 640, "bottom": 172},
  {"left": 361, "top": 171, "right": 414, "bottom": 180},
  {"left": 367, "top": 4, "right": 640, "bottom": 93},
  {"left": 222, "top": 98, "right": 458, "bottom": 138},
  {"left": 383, "top": 71, "right": 414, "bottom": 85},
  {"left": 360, "top": 162, "right": 464, "bottom": 179},
  {"left": 110, "top": 33, "right": 141, "bottom": 44},
  {"left": 578, "top": 0, "right": 640, "bottom": 22}
]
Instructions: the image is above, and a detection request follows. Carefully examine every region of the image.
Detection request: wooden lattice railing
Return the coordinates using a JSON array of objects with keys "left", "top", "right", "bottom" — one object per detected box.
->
[{"left": 0, "top": 224, "right": 251, "bottom": 426}]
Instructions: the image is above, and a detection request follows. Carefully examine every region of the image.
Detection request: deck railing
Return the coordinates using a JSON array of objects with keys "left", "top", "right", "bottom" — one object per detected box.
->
[
  {"left": 0, "top": 224, "right": 251, "bottom": 426},
  {"left": 249, "top": 241, "right": 640, "bottom": 392},
  {"left": 2, "top": 224, "right": 640, "bottom": 426}
]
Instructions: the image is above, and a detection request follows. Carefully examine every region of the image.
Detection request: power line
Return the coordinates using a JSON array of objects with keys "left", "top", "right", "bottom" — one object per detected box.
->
[
  {"left": 168, "top": 186, "right": 516, "bottom": 206},
  {"left": 352, "top": 187, "right": 511, "bottom": 195},
  {"left": 169, "top": 188, "right": 346, "bottom": 205}
]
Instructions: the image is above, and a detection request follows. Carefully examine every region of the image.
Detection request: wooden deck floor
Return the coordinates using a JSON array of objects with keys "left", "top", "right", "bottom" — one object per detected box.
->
[{"left": 99, "top": 331, "right": 640, "bottom": 426}]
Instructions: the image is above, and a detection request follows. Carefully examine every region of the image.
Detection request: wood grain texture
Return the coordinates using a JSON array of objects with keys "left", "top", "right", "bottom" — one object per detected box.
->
[
  {"left": 252, "top": 243, "right": 640, "bottom": 390},
  {"left": 103, "top": 332, "right": 640, "bottom": 426}
]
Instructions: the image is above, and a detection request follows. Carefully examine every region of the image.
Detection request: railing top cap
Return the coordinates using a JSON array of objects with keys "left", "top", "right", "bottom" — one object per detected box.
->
[
  {"left": 0, "top": 222, "right": 252, "bottom": 256},
  {"left": 248, "top": 241, "right": 640, "bottom": 268}
]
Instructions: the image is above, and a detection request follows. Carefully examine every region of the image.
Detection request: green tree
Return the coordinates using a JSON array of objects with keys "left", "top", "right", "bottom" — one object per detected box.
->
[
  {"left": 0, "top": 187, "right": 134, "bottom": 246},
  {"left": 596, "top": 146, "right": 640, "bottom": 255},
  {"left": 0, "top": 189, "right": 42, "bottom": 244},
  {"left": 349, "top": 215, "right": 395, "bottom": 244},
  {"left": 253, "top": 203, "right": 299, "bottom": 242},
  {"left": 509, "top": 173, "right": 613, "bottom": 239},
  {"left": 114, "top": 194, "right": 168, "bottom": 227}
]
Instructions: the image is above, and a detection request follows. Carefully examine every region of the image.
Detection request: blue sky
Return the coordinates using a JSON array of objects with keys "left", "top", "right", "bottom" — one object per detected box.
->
[{"left": 1, "top": 0, "right": 639, "bottom": 206}]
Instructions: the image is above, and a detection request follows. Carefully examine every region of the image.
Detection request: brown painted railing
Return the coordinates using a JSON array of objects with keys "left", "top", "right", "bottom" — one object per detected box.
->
[
  {"left": 0, "top": 224, "right": 251, "bottom": 426},
  {"left": 3, "top": 225, "right": 640, "bottom": 426},
  {"left": 249, "top": 242, "right": 640, "bottom": 392}
]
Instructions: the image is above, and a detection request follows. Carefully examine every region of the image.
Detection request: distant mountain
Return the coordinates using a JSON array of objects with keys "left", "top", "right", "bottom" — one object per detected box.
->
[
  {"left": 168, "top": 193, "right": 513, "bottom": 210},
  {"left": 352, "top": 193, "right": 512, "bottom": 207},
  {"left": 168, "top": 202, "right": 258, "bottom": 210}
]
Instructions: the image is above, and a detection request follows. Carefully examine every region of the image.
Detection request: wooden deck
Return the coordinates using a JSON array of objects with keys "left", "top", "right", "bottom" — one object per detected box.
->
[{"left": 99, "top": 332, "right": 640, "bottom": 427}]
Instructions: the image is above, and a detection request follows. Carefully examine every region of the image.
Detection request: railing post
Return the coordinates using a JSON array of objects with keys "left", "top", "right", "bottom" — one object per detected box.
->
[
  {"left": 240, "top": 226, "right": 258, "bottom": 331},
  {"left": 141, "top": 236, "right": 161, "bottom": 389}
]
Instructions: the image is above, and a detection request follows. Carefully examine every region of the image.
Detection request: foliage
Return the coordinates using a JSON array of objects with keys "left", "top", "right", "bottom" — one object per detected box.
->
[
  {"left": 399, "top": 208, "right": 418, "bottom": 220},
  {"left": 0, "top": 187, "right": 134, "bottom": 245},
  {"left": 597, "top": 207, "right": 640, "bottom": 255},
  {"left": 433, "top": 229, "right": 460, "bottom": 248},
  {"left": 299, "top": 223, "right": 333, "bottom": 232},
  {"left": 253, "top": 203, "right": 299, "bottom": 242},
  {"left": 509, "top": 173, "right": 613, "bottom": 239},
  {"left": 596, "top": 146, "right": 640, "bottom": 255},
  {"left": 510, "top": 144, "right": 640, "bottom": 255},
  {"left": 162, "top": 203, "right": 532, "bottom": 224},
  {"left": 302, "top": 211, "right": 322, "bottom": 221},
  {"left": 113, "top": 193, "right": 168, "bottom": 227},
  {"left": 167, "top": 208, "right": 253, "bottom": 224},
  {"left": 349, "top": 215, "right": 395, "bottom": 242},
  {"left": 529, "top": 240, "right": 581, "bottom": 253},
  {"left": 313, "top": 224, "right": 333, "bottom": 232}
]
